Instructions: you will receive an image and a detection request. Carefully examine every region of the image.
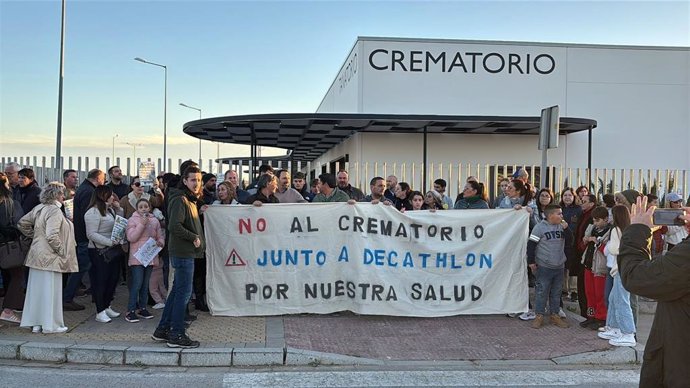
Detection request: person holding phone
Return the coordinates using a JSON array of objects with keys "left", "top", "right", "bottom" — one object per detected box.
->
[
  {"left": 618, "top": 196, "right": 690, "bottom": 388},
  {"left": 662, "top": 193, "right": 688, "bottom": 251}
]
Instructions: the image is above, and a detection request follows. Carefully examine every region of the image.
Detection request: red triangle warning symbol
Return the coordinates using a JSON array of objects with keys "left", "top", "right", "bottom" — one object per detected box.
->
[{"left": 225, "top": 249, "right": 247, "bottom": 266}]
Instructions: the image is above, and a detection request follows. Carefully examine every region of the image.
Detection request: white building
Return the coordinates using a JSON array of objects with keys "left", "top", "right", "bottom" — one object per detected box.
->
[{"left": 315, "top": 37, "right": 689, "bottom": 172}]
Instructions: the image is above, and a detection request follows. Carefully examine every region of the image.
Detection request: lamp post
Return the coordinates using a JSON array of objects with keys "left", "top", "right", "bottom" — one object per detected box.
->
[
  {"left": 125, "top": 142, "right": 143, "bottom": 172},
  {"left": 55, "top": 0, "right": 66, "bottom": 172},
  {"left": 179, "top": 102, "right": 202, "bottom": 164},
  {"left": 134, "top": 57, "right": 167, "bottom": 171},
  {"left": 111, "top": 134, "right": 118, "bottom": 164}
]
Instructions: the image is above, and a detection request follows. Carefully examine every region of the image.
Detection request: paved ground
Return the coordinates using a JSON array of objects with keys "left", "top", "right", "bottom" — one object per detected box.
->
[{"left": 0, "top": 284, "right": 653, "bottom": 365}]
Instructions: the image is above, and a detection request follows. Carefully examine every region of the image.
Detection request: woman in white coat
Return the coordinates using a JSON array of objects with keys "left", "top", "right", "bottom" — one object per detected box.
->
[{"left": 18, "top": 182, "right": 78, "bottom": 334}]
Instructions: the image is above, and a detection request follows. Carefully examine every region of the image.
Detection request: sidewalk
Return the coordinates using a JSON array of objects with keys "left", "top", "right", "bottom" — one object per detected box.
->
[{"left": 0, "top": 285, "right": 651, "bottom": 367}]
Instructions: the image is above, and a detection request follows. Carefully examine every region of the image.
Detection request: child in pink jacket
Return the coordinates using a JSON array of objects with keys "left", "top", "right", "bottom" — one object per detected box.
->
[{"left": 125, "top": 198, "right": 164, "bottom": 323}]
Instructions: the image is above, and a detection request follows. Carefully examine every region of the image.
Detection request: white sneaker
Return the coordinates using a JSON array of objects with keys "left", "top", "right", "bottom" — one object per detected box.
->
[
  {"left": 152, "top": 303, "right": 166, "bottom": 310},
  {"left": 598, "top": 327, "right": 622, "bottom": 340},
  {"left": 609, "top": 333, "right": 636, "bottom": 347},
  {"left": 104, "top": 307, "right": 120, "bottom": 318},
  {"left": 31, "top": 326, "right": 41, "bottom": 333},
  {"left": 96, "top": 310, "right": 112, "bottom": 323},
  {"left": 519, "top": 311, "right": 537, "bottom": 321},
  {"left": 43, "top": 326, "right": 68, "bottom": 334},
  {"left": 598, "top": 325, "right": 611, "bottom": 332}
]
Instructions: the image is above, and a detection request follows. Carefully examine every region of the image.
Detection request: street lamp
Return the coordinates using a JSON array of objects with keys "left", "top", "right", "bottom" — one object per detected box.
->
[
  {"left": 179, "top": 102, "right": 202, "bottom": 163},
  {"left": 125, "top": 142, "right": 144, "bottom": 170},
  {"left": 55, "top": 0, "right": 66, "bottom": 172},
  {"left": 134, "top": 57, "right": 167, "bottom": 171},
  {"left": 112, "top": 134, "right": 119, "bottom": 164}
]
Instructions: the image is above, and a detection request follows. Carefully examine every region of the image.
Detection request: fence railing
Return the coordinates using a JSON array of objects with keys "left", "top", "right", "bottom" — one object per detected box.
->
[{"left": 2, "top": 156, "right": 688, "bottom": 204}]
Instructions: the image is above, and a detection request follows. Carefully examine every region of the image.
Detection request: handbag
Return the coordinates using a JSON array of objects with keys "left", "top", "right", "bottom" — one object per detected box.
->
[
  {"left": 98, "top": 244, "right": 125, "bottom": 263},
  {"left": 0, "top": 236, "right": 30, "bottom": 269},
  {"left": 0, "top": 200, "right": 30, "bottom": 269}
]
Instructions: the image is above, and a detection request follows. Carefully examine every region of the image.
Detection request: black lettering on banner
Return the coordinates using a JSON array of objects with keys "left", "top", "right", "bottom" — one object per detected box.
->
[
  {"left": 380, "top": 220, "right": 392, "bottom": 236},
  {"left": 411, "top": 283, "right": 422, "bottom": 300},
  {"left": 335, "top": 280, "right": 345, "bottom": 297},
  {"left": 472, "top": 285, "right": 483, "bottom": 301},
  {"left": 441, "top": 226, "right": 452, "bottom": 241},
  {"left": 474, "top": 225, "right": 484, "bottom": 239},
  {"left": 353, "top": 216, "right": 364, "bottom": 232},
  {"left": 367, "top": 217, "right": 378, "bottom": 234},
  {"left": 372, "top": 285, "right": 384, "bottom": 301},
  {"left": 290, "top": 217, "right": 303, "bottom": 233},
  {"left": 246, "top": 284, "right": 258, "bottom": 300},
  {"left": 338, "top": 215, "right": 349, "bottom": 231},
  {"left": 347, "top": 282, "right": 356, "bottom": 298}
]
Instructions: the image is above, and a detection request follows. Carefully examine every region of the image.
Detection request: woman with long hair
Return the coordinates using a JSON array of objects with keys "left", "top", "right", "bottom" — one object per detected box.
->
[
  {"left": 498, "top": 179, "right": 534, "bottom": 211},
  {"left": 120, "top": 176, "right": 164, "bottom": 218},
  {"left": 394, "top": 182, "right": 413, "bottom": 211},
  {"left": 455, "top": 181, "right": 489, "bottom": 209},
  {"left": 531, "top": 188, "right": 555, "bottom": 227},
  {"left": 560, "top": 187, "right": 583, "bottom": 302},
  {"left": 17, "top": 182, "right": 78, "bottom": 333},
  {"left": 424, "top": 190, "right": 445, "bottom": 211},
  {"left": 85, "top": 185, "right": 125, "bottom": 323},
  {"left": 409, "top": 191, "right": 425, "bottom": 210},
  {"left": 0, "top": 172, "right": 25, "bottom": 325},
  {"left": 213, "top": 181, "right": 239, "bottom": 205},
  {"left": 599, "top": 205, "right": 636, "bottom": 347}
]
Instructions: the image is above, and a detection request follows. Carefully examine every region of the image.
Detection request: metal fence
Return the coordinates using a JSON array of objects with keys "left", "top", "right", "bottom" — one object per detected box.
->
[{"left": 2, "top": 156, "right": 688, "bottom": 204}]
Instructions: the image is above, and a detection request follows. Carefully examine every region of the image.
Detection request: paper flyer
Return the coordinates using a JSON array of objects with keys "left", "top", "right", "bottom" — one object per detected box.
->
[{"left": 133, "top": 237, "right": 162, "bottom": 267}]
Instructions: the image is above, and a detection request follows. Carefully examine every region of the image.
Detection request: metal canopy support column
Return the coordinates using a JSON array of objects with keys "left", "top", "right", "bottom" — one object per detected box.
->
[
  {"left": 423, "top": 125, "right": 428, "bottom": 193},
  {"left": 587, "top": 126, "right": 593, "bottom": 189},
  {"left": 250, "top": 124, "right": 258, "bottom": 184}
]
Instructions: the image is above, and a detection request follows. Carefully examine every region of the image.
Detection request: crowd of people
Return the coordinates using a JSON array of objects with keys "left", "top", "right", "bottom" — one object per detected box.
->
[{"left": 0, "top": 161, "right": 688, "bottom": 358}]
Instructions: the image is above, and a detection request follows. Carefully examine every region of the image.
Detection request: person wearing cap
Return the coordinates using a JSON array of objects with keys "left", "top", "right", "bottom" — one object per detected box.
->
[
  {"left": 663, "top": 192, "right": 688, "bottom": 251},
  {"left": 201, "top": 173, "right": 217, "bottom": 205},
  {"left": 618, "top": 196, "right": 690, "bottom": 388}
]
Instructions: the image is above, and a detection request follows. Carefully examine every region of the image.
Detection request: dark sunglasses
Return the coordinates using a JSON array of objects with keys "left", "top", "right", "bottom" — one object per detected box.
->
[{"left": 133, "top": 182, "right": 141, "bottom": 187}]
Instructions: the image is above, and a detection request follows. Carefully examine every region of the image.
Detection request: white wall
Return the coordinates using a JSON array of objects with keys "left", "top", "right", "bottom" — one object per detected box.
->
[
  {"left": 315, "top": 38, "right": 689, "bottom": 171},
  {"left": 316, "top": 42, "right": 362, "bottom": 113}
]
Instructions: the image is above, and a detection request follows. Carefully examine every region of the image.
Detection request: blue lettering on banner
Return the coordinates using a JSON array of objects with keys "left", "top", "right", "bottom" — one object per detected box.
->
[{"left": 338, "top": 246, "right": 349, "bottom": 262}]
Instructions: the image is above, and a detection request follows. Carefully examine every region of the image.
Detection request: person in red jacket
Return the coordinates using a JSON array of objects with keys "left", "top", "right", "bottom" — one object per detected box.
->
[{"left": 574, "top": 194, "right": 597, "bottom": 318}]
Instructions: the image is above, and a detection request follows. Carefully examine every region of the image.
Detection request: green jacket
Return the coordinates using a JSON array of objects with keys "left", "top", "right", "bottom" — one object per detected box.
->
[
  {"left": 167, "top": 187, "right": 205, "bottom": 258},
  {"left": 313, "top": 187, "right": 350, "bottom": 203}
]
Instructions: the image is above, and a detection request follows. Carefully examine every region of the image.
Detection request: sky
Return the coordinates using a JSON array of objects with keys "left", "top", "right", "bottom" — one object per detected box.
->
[{"left": 1, "top": 0, "right": 688, "bottom": 171}]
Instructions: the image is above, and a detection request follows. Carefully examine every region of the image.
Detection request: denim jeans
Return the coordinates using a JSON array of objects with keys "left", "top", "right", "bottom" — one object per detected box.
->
[
  {"left": 156, "top": 257, "right": 194, "bottom": 336},
  {"left": 535, "top": 266, "right": 564, "bottom": 315},
  {"left": 127, "top": 265, "right": 153, "bottom": 312},
  {"left": 606, "top": 274, "right": 636, "bottom": 335},
  {"left": 603, "top": 273, "right": 613, "bottom": 308},
  {"left": 63, "top": 241, "right": 91, "bottom": 302}
]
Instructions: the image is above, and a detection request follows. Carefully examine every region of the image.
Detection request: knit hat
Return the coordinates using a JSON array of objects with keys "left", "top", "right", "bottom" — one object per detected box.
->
[
  {"left": 202, "top": 173, "right": 216, "bottom": 184},
  {"left": 620, "top": 189, "right": 641, "bottom": 206}
]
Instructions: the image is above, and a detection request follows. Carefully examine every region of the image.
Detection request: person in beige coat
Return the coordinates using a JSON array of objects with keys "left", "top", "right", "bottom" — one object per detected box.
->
[{"left": 17, "top": 182, "right": 78, "bottom": 334}]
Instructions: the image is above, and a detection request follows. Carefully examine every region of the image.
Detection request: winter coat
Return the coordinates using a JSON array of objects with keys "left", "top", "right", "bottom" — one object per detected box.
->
[
  {"left": 0, "top": 198, "right": 24, "bottom": 244},
  {"left": 73, "top": 179, "right": 97, "bottom": 243},
  {"left": 120, "top": 191, "right": 164, "bottom": 219},
  {"left": 618, "top": 224, "right": 690, "bottom": 388},
  {"left": 85, "top": 206, "right": 123, "bottom": 249},
  {"left": 167, "top": 188, "right": 205, "bottom": 258},
  {"left": 454, "top": 195, "right": 489, "bottom": 210},
  {"left": 17, "top": 181, "right": 41, "bottom": 214},
  {"left": 17, "top": 203, "right": 78, "bottom": 273},
  {"left": 125, "top": 211, "right": 164, "bottom": 266}
]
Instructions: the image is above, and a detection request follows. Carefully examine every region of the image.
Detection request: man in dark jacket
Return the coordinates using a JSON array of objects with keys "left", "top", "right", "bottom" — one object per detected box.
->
[
  {"left": 153, "top": 165, "right": 204, "bottom": 349},
  {"left": 63, "top": 169, "right": 105, "bottom": 310},
  {"left": 618, "top": 196, "right": 690, "bottom": 388}
]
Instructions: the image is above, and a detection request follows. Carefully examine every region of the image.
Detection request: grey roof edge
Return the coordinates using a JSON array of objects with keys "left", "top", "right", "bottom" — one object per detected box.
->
[
  {"left": 183, "top": 112, "right": 597, "bottom": 129},
  {"left": 356, "top": 36, "right": 690, "bottom": 51}
]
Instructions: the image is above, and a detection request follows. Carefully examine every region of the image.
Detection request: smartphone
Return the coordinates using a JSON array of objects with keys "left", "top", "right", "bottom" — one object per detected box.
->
[{"left": 653, "top": 209, "right": 686, "bottom": 226}]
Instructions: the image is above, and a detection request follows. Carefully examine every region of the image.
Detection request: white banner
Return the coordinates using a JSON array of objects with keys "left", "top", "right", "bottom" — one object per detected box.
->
[{"left": 204, "top": 203, "right": 529, "bottom": 317}]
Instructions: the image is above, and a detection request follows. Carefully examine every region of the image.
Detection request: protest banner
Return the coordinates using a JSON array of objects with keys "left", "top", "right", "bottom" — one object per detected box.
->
[{"left": 204, "top": 203, "right": 529, "bottom": 317}]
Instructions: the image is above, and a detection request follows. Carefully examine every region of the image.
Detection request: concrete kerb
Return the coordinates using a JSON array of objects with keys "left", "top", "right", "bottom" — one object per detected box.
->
[{"left": 1, "top": 340, "right": 640, "bottom": 367}]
